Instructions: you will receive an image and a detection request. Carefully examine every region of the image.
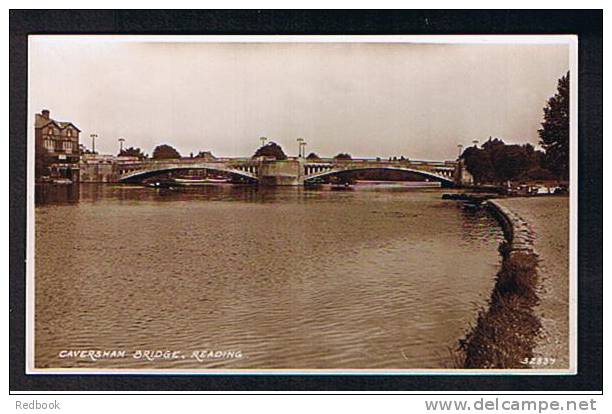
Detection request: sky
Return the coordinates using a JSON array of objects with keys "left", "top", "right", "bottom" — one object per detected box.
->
[{"left": 29, "top": 38, "right": 570, "bottom": 160}]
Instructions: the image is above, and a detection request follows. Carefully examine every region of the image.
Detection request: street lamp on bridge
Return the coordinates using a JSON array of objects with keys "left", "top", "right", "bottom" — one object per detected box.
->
[
  {"left": 118, "top": 137, "right": 125, "bottom": 153},
  {"left": 457, "top": 144, "right": 463, "bottom": 157},
  {"left": 259, "top": 136, "right": 267, "bottom": 147},
  {"left": 90, "top": 133, "right": 98, "bottom": 154},
  {"left": 297, "top": 138, "right": 308, "bottom": 158}
]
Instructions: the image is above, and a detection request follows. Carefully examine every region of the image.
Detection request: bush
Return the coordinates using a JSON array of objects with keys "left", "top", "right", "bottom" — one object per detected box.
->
[
  {"left": 253, "top": 142, "right": 287, "bottom": 160},
  {"left": 334, "top": 153, "right": 352, "bottom": 160},
  {"left": 152, "top": 144, "right": 181, "bottom": 159}
]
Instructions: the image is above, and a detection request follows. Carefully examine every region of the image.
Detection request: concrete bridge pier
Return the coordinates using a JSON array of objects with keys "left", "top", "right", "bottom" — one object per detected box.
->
[{"left": 257, "top": 159, "right": 305, "bottom": 186}]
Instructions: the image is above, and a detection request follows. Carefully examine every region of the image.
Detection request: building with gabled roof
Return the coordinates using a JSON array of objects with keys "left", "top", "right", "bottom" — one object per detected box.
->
[{"left": 35, "top": 109, "right": 81, "bottom": 182}]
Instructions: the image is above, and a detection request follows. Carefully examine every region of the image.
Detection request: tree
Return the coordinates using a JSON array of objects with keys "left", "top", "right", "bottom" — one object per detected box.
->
[
  {"left": 194, "top": 151, "right": 216, "bottom": 160},
  {"left": 519, "top": 166, "right": 557, "bottom": 181},
  {"left": 306, "top": 152, "right": 320, "bottom": 160},
  {"left": 538, "top": 72, "right": 569, "bottom": 180},
  {"left": 119, "top": 146, "right": 148, "bottom": 159},
  {"left": 461, "top": 145, "right": 494, "bottom": 184},
  {"left": 252, "top": 142, "right": 287, "bottom": 160},
  {"left": 461, "top": 137, "right": 551, "bottom": 184},
  {"left": 490, "top": 145, "right": 532, "bottom": 183},
  {"left": 481, "top": 137, "right": 506, "bottom": 153},
  {"left": 152, "top": 144, "right": 181, "bottom": 159},
  {"left": 334, "top": 153, "right": 352, "bottom": 160}
]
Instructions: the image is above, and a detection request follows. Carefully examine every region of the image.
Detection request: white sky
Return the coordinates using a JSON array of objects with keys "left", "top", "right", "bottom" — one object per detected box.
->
[{"left": 29, "top": 38, "right": 569, "bottom": 160}]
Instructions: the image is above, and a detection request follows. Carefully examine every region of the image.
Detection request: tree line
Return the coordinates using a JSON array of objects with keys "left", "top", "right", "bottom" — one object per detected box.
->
[
  {"left": 461, "top": 71, "right": 569, "bottom": 184},
  {"left": 106, "top": 140, "right": 356, "bottom": 162},
  {"left": 461, "top": 138, "right": 554, "bottom": 184}
]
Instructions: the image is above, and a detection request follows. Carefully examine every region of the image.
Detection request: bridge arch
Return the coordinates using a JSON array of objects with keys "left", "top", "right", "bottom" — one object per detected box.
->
[
  {"left": 303, "top": 166, "right": 455, "bottom": 186},
  {"left": 118, "top": 163, "right": 259, "bottom": 183}
]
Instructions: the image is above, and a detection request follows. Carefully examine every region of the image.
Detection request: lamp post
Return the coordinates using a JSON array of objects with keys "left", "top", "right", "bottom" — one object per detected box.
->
[
  {"left": 296, "top": 138, "right": 304, "bottom": 157},
  {"left": 457, "top": 144, "right": 463, "bottom": 157},
  {"left": 472, "top": 139, "right": 479, "bottom": 148},
  {"left": 90, "top": 133, "right": 98, "bottom": 154},
  {"left": 301, "top": 141, "right": 307, "bottom": 158},
  {"left": 118, "top": 137, "right": 125, "bottom": 153},
  {"left": 259, "top": 136, "right": 267, "bottom": 147}
]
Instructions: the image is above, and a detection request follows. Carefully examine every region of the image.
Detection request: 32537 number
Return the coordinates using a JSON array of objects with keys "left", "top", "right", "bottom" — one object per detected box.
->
[{"left": 521, "top": 357, "right": 556, "bottom": 366}]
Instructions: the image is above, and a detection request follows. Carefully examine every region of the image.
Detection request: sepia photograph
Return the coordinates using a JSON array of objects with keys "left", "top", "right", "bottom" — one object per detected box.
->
[{"left": 25, "top": 34, "right": 579, "bottom": 374}]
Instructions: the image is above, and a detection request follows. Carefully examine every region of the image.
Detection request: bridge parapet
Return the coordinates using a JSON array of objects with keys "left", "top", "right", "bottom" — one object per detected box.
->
[{"left": 304, "top": 159, "right": 455, "bottom": 168}]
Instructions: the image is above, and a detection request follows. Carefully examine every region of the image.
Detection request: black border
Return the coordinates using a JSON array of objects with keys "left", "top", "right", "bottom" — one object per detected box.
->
[{"left": 9, "top": 9, "right": 602, "bottom": 392}]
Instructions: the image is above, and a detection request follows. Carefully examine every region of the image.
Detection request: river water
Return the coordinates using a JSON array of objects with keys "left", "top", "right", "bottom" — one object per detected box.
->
[{"left": 34, "top": 183, "right": 503, "bottom": 370}]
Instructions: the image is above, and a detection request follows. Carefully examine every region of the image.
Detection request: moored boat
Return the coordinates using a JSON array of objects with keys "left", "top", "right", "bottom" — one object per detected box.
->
[
  {"left": 330, "top": 182, "right": 354, "bottom": 191},
  {"left": 146, "top": 179, "right": 177, "bottom": 189}
]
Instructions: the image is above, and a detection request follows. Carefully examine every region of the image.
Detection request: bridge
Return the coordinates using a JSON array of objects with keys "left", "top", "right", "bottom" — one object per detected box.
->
[
  {"left": 119, "top": 159, "right": 260, "bottom": 183},
  {"left": 302, "top": 160, "right": 456, "bottom": 185},
  {"left": 117, "top": 157, "right": 462, "bottom": 187}
]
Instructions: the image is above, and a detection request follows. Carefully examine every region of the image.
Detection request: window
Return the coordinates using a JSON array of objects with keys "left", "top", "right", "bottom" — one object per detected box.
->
[
  {"left": 63, "top": 141, "right": 73, "bottom": 153},
  {"left": 44, "top": 139, "right": 54, "bottom": 151}
]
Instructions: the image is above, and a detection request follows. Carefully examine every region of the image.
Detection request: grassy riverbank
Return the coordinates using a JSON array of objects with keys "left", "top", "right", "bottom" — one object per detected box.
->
[
  {"left": 460, "top": 248, "right": 541, "bottom": 368},
  {"left": 457, "top": 196, "right": 569, "bottom": 369}
]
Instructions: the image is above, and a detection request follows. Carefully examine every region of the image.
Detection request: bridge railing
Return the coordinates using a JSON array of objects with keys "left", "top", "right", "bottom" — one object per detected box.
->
[{"left": 118, "top": 157, "right": 456, "bottom": 166}]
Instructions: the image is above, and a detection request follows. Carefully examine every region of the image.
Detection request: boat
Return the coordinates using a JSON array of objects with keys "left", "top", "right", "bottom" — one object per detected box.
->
[
  {"left": 146, "top": 179, "right": 177, "bottom": 189},
  {"left": 330, "top": 182, "right": 354, "bottom": 191}
]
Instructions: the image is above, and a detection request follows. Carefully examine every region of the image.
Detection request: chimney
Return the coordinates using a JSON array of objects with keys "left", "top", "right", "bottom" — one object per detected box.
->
[{"left": 41, "top": 109, "right": 50, "bottom": 119}]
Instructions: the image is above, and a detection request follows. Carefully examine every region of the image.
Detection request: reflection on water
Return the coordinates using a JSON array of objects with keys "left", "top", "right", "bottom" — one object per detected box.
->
[{"left": 35, "top": 183, "right": 503, "bottom": 369}]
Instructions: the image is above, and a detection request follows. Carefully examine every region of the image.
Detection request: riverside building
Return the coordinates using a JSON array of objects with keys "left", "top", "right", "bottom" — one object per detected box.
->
[{"left": 34, "top": 109, "right": 81, "bottom": 182}]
